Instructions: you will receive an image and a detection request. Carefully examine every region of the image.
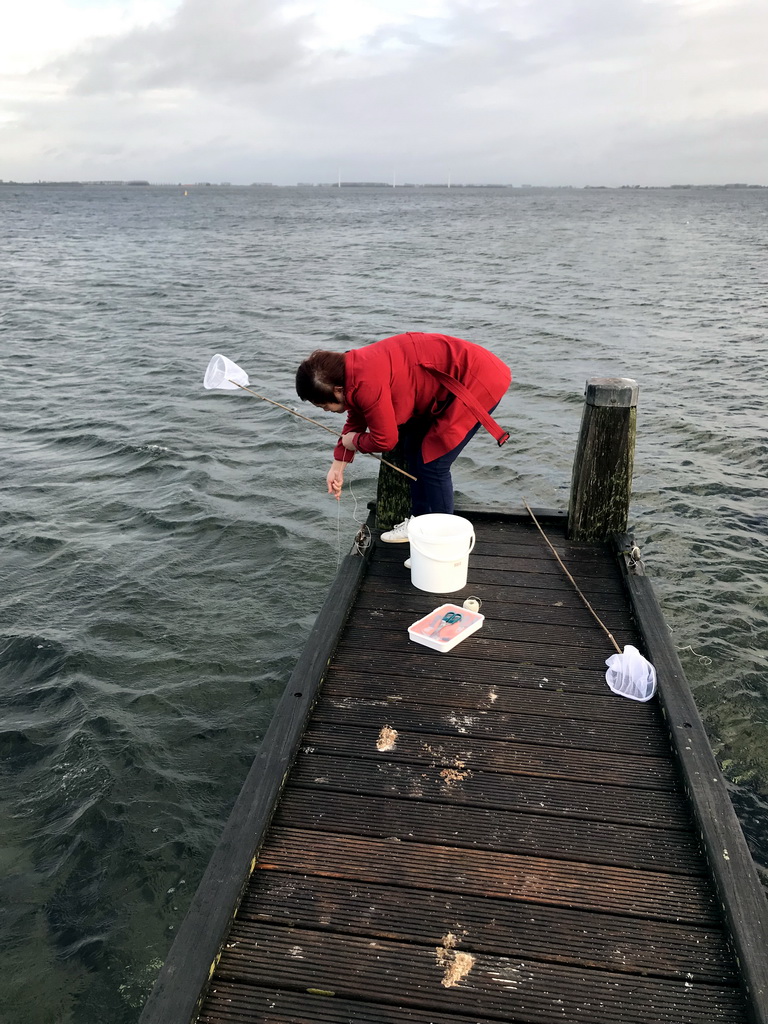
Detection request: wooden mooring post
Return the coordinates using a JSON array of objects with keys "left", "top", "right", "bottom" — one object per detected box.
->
[
  {"left": 568, "top": 377, "right": 638, "bottom": 541},
  {"left": 375, "top": 439, "right": 411, "bottom": 530}
]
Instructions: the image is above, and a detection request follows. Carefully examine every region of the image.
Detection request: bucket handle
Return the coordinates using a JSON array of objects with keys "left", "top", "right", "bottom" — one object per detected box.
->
[
  {"left": 410, "top": 530, "right": 475, "bottom": 562},
  {"left": 411, "top": 530, "right": 476, "bottom": 549}
]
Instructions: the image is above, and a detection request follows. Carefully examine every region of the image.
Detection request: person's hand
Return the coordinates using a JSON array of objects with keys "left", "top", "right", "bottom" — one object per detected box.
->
[
  {"left": 326, "top": 461, "right": 345, "bottom": 500},
  {"left": 340, "top": 432, "right": 359, "bottom": 451}
]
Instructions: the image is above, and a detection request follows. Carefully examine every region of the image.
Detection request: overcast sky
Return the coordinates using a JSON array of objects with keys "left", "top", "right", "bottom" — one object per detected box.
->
[{"left": 2, "top": 0, "right": 766, "bottom": 186}]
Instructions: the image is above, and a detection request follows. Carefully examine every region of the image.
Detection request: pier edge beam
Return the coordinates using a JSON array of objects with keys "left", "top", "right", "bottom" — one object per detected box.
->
[{"left": 568, "top": 377, "right": 638, "bottom": 542}]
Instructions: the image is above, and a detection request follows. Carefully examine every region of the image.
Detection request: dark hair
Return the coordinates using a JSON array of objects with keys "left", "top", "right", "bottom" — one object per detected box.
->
[{"left": 295, "top": 350, "right": 346, "bottom": 403}]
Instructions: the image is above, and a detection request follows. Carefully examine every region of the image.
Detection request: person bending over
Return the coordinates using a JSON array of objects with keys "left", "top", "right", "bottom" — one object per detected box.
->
[{"left": 295, "top": 331, "right": 511, "bottom": 541}]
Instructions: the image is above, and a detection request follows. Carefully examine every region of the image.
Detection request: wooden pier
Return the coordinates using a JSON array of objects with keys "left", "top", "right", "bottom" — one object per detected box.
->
[
  {"left": 140, "top": 510, "right": 768, "bottom": 1024},
  {"left": 140, "top": 378, "right": 768, "bottom": 1024}
]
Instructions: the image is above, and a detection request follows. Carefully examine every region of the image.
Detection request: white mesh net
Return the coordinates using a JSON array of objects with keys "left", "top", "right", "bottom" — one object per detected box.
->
[
  {"left": 203, "top": 354, "right": 250, "bottom": 390},
  {"left": 605, "top": 644, "right": 657, "bottom": 702}
]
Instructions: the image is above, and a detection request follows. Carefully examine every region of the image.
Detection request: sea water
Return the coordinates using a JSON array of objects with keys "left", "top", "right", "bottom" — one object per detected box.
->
[{"left": 1, "top": 183, "right": 767, "bottom": 1023}]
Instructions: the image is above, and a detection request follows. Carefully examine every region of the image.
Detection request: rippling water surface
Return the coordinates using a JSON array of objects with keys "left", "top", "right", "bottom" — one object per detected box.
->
[{"left": 1, "top": 184, "right": 767, "bottom": 1022}]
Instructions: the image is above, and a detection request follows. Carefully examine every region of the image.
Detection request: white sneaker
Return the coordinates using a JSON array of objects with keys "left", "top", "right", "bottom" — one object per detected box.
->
[
  {"left": 380, "top": 517, "right": 411, "bottom": 543},
  {"left": 404, "top": 557, "right": 412, "bottom": 568}
]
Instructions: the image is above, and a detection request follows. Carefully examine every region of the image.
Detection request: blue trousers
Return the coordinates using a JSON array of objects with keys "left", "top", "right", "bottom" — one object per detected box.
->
[{"left": 400, "top": 409, "right": 494, "bottom": 516}]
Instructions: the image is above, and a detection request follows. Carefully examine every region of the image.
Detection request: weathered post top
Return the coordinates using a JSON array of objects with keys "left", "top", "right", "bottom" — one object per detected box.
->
[
  {"left": 568, "top": 377, "right": 638, "bottom": 542},
  {"left": 584, "top": 377, "right": 639, "bottom": 409}
]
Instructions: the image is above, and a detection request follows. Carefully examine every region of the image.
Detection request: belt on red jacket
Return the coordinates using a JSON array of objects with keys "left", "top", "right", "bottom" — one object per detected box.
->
[{"left": 422, "top": 366, "right": 510, "bottom": 447}]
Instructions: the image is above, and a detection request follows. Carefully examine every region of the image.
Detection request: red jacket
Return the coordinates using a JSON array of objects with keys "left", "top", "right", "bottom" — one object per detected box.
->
[{"left": 334, "top": 332, "right": 511, "bottom": 464}]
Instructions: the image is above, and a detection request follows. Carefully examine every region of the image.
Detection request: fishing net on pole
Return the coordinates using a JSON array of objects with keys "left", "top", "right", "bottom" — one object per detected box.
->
[
  {"left": 524, "top": 501, "right": 657, "bottom": 703},
  {"left": 204, "top": 354, "right": 250, "bottom": 390}
]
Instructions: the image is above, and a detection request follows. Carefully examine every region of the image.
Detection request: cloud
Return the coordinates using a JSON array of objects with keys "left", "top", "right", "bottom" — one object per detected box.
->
[
  {"left": 2, "top": 0, "right": 767, "bottom": 184},
  {"left": 54, "top": 0, "right": 313, "bottom": 95}
]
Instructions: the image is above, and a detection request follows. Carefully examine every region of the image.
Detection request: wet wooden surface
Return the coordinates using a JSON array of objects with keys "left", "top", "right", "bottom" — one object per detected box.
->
[{"left": 197, "top": 517, "right": 749, "bottom": 1024}]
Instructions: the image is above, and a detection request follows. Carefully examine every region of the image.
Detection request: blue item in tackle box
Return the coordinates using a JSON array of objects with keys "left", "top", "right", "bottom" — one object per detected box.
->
[{"left": 408, "top": 603, "right": 484, "bottom": 653}]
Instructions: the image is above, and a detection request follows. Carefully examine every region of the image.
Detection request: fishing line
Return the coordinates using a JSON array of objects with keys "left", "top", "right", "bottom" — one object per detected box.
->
[
  {"left": 336, "top": 487, "right": 342, "bottom": 569},
  {"left": 666, "top": 624, "right": 714, "bottom": 665},
  {"left": 348, "top": 474, "right": 372, "bottom": 553},
  {"left": 334, "top": 466, "right": 372, "bottom": 568},
  {"left": 676, "top": 644, "right": 713, "bottom": 666},
  {"left": 626, "top": 548, "right": 712, "bottom": 664}
]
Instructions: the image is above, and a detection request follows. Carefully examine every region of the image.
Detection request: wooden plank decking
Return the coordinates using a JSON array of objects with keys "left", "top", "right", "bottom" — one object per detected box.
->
[{"left": 141, "top": 511, "right": 768, "bottom": 1024}]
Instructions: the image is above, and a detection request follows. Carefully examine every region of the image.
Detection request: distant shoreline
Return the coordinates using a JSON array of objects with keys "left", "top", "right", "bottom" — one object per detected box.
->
[{"left": 1, "top": 179, "right": 765, "bottom": 190}]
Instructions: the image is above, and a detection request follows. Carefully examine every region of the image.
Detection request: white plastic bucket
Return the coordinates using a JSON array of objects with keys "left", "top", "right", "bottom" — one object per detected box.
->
[{"left": 407, "top": 514, "right": 476, "bottom": 593}]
